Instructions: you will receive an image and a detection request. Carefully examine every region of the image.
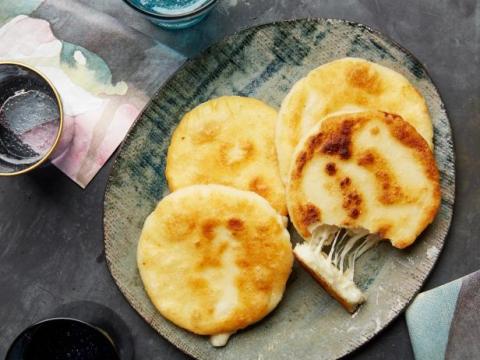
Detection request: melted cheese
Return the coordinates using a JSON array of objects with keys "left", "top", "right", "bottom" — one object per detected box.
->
[
  {"left": 210, "top": 332, "right": 234, "bottom": 347},
  {"left": 296, "top": 224, "right": 380, "bottom": 309},
  {"left": 294, "top": 243, "right": 365, "bottom": 305}
]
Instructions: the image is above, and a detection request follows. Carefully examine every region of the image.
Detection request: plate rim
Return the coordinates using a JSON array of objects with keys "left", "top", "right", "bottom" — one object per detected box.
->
[{"left": 102, "top": 17, "right": 456, "bottom": 359}]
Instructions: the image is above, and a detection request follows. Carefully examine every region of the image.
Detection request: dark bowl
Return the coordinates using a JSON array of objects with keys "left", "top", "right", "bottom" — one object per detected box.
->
[{"left": 6, "top": 317, "right": 120, "bottom": 360}]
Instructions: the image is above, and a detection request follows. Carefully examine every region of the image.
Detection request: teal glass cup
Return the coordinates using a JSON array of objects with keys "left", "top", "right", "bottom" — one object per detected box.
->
[{"left": 122, "top": 0, "right": 218, "bottom": 29}]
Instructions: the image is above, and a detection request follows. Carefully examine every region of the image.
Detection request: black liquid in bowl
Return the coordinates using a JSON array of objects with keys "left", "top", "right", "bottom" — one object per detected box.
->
[
  {"left": 0, "top": 62, "right": 62, "bottom": 175},
  {"left": 6, "top": 318, "right": 119, "bottom": 360}
]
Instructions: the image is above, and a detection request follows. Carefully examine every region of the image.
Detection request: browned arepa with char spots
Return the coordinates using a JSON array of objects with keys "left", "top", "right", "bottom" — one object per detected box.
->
[
  {"left": 137, "top": 185, "right": 293, "bottom": 346},
  {"left": 286, "top": 111, "right": 440, "bottom": 312},
  {"left": 276, "top": 57, "right": 433, "bottom": 183},
  {"left": 166, "top": 96, "right": 287, "bottom": 216}
]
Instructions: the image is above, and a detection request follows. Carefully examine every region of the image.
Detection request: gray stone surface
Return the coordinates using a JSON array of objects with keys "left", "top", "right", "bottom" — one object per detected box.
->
[{"left": 0, "top": 0, "right": 478, "bottom": 359}]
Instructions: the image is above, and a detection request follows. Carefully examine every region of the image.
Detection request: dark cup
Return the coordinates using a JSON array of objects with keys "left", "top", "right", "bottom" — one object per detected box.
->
[{"left": 6, "top": 318, "right": 120, "bottom": 360}]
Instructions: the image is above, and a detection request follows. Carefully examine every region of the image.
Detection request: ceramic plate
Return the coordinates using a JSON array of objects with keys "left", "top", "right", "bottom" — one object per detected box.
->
[{"left": 103, "top": 19, "right": 455, "bottom": 359}]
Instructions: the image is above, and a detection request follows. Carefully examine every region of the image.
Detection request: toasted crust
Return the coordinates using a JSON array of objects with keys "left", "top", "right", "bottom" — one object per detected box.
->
[
  {"left": 137, "top": 185, "right": 293, "bottom": 335},
  {"left": 166, "top": 96, "right": 287, "bottom": 215},
  {"left": 294, "top": 253, "right": 362, "bottom": 313},
  {"left": 287, "top": 111, "right": 441, "bottom": 248},
  {"left": 276, "top": 57, "right": 433, "bottom": 182}
]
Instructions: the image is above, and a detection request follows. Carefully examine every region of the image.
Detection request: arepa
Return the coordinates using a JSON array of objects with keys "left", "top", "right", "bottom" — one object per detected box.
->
[
  {"left": 286, "top": 111, "right": 440, "bottom": 312},
  {"left": 137, "top": 185, "right": 293, "bottom": 346},
  {"left": 276, "top": 57, "right": 433, "bottom": 182},
  {"left": 166, "top": 96, "right": 287, "bottom": 215}
]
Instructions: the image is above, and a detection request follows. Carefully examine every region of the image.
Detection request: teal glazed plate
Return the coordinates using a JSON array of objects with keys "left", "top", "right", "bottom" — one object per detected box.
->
[{"left": 103, "top": 19, "right": 455, "bottom": 359}]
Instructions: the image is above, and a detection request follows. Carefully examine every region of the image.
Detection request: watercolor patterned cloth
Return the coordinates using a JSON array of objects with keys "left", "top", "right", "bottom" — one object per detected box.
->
[
  {"left": 406, "top": 270, "right": 480, "bottom": 360},
  {"left": 0, "top": 0, "right": 184, "bottom": 187}
]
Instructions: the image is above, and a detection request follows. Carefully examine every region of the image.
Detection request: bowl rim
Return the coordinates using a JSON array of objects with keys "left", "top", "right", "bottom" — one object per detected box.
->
[
  {"left": 5, "top": 317, "right": 120, "bottom": 359},
  {"left": 0, "top": 61, "right": 64, "bottom": 177},
  {"left": 121, "top": 0, "right": 218, "bottom": 20}
]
